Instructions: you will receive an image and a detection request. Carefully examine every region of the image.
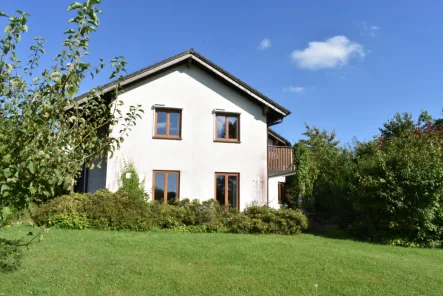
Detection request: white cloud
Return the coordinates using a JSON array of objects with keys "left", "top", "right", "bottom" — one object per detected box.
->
[
  {"left": 282, "top": 86, "right": 305, "bottom": 93},
  {"left": 258, "top": 38, "right": 271, "bottom": 50},
  {"left": 360, "top": 22, "right": 381, "bottom": 37},
  {"left": 290, "top": 36, "right": 364, "bottom": 70}
]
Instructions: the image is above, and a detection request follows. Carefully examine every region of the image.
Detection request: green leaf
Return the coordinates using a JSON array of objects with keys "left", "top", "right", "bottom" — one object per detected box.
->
[
  {"left": 29, "top": 185, "right": 37, "bottom": 195},
  {"left": 27, "top": 162, "right": 35, "bottom": 174},
  {"left": 64, "top": 29, "right": 75, "bottom": 34},
  {"left": 67, "top": 2, "right": 83, "bottom": 11},
  {"left": 3, "top": 168, "right": 12, "bottom": 178},
  {"left": 2, "top": 154, "right": 11, "bottom": 164},
  {"left": 3, "top": 25, "right": 11, "bottom": 33},
  {"left": 1, "top": 184, "right": 11, "bottom": 194},
  {"left": 0, "top": 12, "right": 8, "bottom": 17},
  {"left": 89, "top": 0, "right": 101, "bottom": 5}
]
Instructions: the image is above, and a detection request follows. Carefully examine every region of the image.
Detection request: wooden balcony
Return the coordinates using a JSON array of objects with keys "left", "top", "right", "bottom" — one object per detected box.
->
[{"left": 268, "top": 146, "right": 296, "bottom": 176}]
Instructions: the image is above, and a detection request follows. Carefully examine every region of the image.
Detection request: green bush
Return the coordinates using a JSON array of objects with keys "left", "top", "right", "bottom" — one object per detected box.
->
[
  {"left": 117, "top": 159, "right": 148, "bottom": 201},
  {"left": 350, "top": 132, "right": 443, "bottom": 247},
  {"left": 33, "top": 190, "right": 153, "bottom": 231},
  {"left": 242, "top": 206, "right": 309, "bottom": 235},
  {"left": 32, "top": 192, "right": 309, "bottom": 235}
]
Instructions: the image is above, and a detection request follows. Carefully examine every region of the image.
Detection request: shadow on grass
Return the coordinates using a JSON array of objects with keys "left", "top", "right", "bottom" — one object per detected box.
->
[
  {"left": 0, "top": 227, "right": 42, "bottom": 273},
  {"left": 0, "top": 238, "right": 24, "bottom": 273},
  {"left": 304, "top": 213, "right": 365, "bottom": 243}
]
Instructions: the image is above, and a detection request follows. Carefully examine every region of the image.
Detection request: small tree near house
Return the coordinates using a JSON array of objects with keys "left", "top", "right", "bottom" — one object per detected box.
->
[
  {"left": 0, "top": 1, "right": 143, "bottom": 211},
  {"left": 0, "top": 1, "right": 143, "bottom": 271}
]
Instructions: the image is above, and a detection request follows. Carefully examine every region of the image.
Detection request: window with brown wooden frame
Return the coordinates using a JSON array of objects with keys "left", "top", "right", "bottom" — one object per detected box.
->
[
  {"left": 154, "top": 108, "right": 182, "bottom": 139},
  {"left": 152, "top": 170, "right": 180, "bottom": 203},
  {"left": 215, "top": 113, "right": 240, "bottom": 142},
  {"left": 215, "top": 172, "right": 239, "bottom": 208},
  {"left": 278, "top": 181, "right": 285, "bottom": 204}
]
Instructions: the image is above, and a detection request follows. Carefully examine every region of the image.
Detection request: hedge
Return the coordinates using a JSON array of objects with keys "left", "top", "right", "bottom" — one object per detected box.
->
[{"left": 32, "top": 190, "right": 309, "bottom": 234}]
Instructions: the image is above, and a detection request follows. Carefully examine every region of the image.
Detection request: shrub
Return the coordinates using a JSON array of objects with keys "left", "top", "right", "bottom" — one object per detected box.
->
[
  {"left": 242, "top": 206, "right": 309, "bottom": 235},
  {"left": 83, "top": 190, "right": 153, "bottom": 231},
  {"left": 33, "top": 190, "right": 153, "bottom": 231},
  {"left": 350, "top": 132, "right": 443, "bottom": 247},
  {"left": 117, "top": 159, "right": 148, "bottom": 201},
  {"left": 32, "top": 192, "right": 309, "bottom": 235}
]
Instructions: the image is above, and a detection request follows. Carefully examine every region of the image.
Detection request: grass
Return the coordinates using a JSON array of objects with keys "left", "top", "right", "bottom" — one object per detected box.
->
[{"left": 1, "top": 225, "right": 442, "bottom": 296}]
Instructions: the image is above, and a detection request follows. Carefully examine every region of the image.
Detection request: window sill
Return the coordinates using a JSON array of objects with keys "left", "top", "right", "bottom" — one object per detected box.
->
[
  {"left": 153, "top": 136, "right": 182, "bottom": 140},
  {"left": 214, "top": 139, "right": 241, "bottom": 144}
]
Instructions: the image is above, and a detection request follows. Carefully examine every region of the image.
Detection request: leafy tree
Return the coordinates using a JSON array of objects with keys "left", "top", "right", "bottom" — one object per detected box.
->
[
  {"left": 289, "top": 142, "right": 316, "bottom": 210},
  {"left": 380, "top": 111, "right": 443, "bottom": 139},
  {"left": 379, "top": 112, "right": 416, "bottom": 139},
  {"left": 291, "top": 124, "right": 353, "bottom": 215},
  {"left": 0, "top": 0, "right": 143, "bottom": 211},
  {"left": 351, "top": 112, "right": 443, "bottom": 247}
]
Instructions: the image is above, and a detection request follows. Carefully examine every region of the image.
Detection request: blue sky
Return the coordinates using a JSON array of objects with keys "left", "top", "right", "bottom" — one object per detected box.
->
[{"left": 2, "top": 0, "right": 442, "bottom": 144}]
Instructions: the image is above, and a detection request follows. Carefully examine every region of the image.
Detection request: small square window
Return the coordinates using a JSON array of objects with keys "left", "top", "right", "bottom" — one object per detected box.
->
[
  {"left": 154, "top": 109, "right": 182, "bottom": 139},
  {"left": 215, "top": 113, "right": 239, "bottom": 142}
]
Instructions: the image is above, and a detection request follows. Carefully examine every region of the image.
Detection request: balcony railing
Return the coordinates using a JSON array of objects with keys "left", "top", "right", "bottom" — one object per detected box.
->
[{"left": 268, "top": 146, "right": 296, "bottom": 175}]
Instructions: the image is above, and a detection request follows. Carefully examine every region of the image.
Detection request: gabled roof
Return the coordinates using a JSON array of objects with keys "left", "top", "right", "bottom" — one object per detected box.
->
[
  {"left": 74, "top": 49, "right": 291, "bottom": 122},
  {"left": 268, "top": 128, "right": 291, "bottom": 146}
]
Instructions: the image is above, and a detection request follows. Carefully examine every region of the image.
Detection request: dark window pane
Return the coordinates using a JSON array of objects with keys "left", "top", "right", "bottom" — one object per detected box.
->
[
  {"left": 154, "top": 173, "right": 165, "bottom": 201},
  {"left": 169, "top": 112, "right": 180, "bottom": 136},
  {"left": 167, "top": 173, "right": 178, "bottom": 202},
  {"left": 228, "top": 176, "right": 237, "bottom": 208},
  {"left": 216, "top": 175, "right": 225, "bottom": 205},
  {"left": 156, "top": 112, "right": 167, "bottom": 135},
  {"left": 228, "top": 116, "right": 238, "bottom": 139},
  {"left": 217, "top": 116, "right": 226, "bottom": 138}
]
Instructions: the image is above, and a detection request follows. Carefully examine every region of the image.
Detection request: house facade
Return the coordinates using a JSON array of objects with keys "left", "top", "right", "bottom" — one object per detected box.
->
[{"left": 75, "top": 49, "right": 295, "bottom": 210}]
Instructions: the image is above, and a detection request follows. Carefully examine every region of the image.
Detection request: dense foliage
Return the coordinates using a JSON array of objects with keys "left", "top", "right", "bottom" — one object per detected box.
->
[
  {"left": 290, "top": 125, "right": 354, "bottom": 218},
  {"left": 292, "top": 111, "right": 443, "bottom": 247},
  {"left": 32, "top": 190, "right": 309, "bottom": 234},
  {"left": 350, "top": 113, "right": 443, "bottom": 247}
]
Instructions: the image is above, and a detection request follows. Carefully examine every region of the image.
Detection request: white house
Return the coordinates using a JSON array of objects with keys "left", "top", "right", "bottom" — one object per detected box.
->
[{"left": 74, "top": 49, "right": 295, "bottom": 210}]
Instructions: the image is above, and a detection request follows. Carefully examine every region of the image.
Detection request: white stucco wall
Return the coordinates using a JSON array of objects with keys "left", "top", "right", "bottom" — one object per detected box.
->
[
  {"left": 268, "top": 175, "right": 286, "bottom": 209},
  {"left": 100, "top": 64, "right": 268, "bottom": 210}
]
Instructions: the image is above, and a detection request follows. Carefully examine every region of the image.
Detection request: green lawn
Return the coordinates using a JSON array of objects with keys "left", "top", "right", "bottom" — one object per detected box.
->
[{"left": 1, "top": 225, "right": 442, "bottom": 296}]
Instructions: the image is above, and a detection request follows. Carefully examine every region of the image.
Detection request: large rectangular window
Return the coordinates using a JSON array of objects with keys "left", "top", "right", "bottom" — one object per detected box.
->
[
  {"left": 153, "top": 171, "right": 180, "bottom": 203},
  {"left": 154, "top": 109, "right": 182, "bottom": 139},
  {"left": 215, "top": 113, "right": 239, "bottom": 142},
  {"left": 215, "top": 173, "right": 239, "bottom": 208}
]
